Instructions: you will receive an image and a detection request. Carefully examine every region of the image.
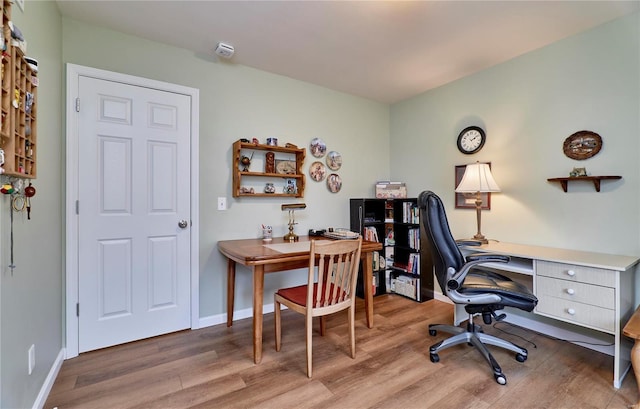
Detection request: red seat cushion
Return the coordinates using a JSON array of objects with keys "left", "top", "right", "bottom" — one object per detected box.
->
[{"left": 276, "top": 283, "right": 347, "bottom": 307}]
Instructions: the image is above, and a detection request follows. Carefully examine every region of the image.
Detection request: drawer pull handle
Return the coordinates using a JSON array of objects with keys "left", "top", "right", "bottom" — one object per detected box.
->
[
  {"left": 566, "top": 270, "right": 576, "bottom": 277},
  {"left": 566, "top": 288, "right": 575, "bottom": 295},
  {"left": 567, "top": 308, "right": 576, "bottom": 315}
]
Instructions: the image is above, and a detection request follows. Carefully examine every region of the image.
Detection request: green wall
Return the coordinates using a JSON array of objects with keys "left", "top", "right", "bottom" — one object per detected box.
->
[
  {"left": 391, "top": 12, "right": 640, "bottom": 257},
  {"left": 60, "top": 18, "right": 390, "bottom": 322},
  {"left": 0, "top": 2, "right": 63, "bottom": 408}
]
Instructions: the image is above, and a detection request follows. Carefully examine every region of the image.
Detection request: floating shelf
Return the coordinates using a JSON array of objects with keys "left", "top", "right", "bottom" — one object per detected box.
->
[{"left": 547, "top": 176, "right": 621, "bottom": 192}]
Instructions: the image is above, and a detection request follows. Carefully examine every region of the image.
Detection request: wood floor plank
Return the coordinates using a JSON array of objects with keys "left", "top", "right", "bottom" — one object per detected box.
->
[
  {"left": 258, "top": 380, "right": 334, "bottom": 409},
  {"left": 44, "top": 296, "right": 638, "bottom": 409}
]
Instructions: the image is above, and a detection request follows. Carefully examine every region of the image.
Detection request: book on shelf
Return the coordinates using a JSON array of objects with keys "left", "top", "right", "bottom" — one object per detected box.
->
[
  {"left": 402, "top": 202, "right": 420, "bottom": 224},
  {"left": 371, "top": 251, "right": 385, "bottom": 271},
  {"left": 408, "top": 228, "right": 420, "bottom": 250},
  {"left": 385, "top": 246, "right": 394, "bottom": 267},
  {"left": 364, "top": 226, "right": 379, "bottom": 242}
]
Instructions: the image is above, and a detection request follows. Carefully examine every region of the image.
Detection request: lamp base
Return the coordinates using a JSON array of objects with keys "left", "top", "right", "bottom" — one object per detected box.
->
[
  {"left": 283, "top": 232, "right": 299, "bottom": 242},
  {"left": 472, "top": 233, "right": 488, "bottom": 244},
  {"left": 284, "top": 221, "right": 298, "bottom": 242}
]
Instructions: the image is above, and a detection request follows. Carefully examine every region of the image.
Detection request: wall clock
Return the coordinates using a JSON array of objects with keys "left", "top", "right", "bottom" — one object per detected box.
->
[
  {"left": 457, "top": 126, "right": 486, "bottom": 154},
  {"left": 563, "top": 130, "right": 602, "bottom": 160}
]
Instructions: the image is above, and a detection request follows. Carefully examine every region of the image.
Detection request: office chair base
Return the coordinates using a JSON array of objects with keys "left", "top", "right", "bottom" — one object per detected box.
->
[{"left": 428, "top": 322, "right": 528, "bottom": 386}]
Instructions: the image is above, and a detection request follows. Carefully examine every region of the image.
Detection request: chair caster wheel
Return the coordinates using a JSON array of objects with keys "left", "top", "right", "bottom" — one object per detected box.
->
[
  {"left": 430, "top": 353, "right": 440, "bottom": 363},
  {"left": 515, "top": 353, "right": 527, "bottom": 362},
  {"left": 494, "top": 374, "right": 507, "bottom": 385},
  {"left": 429, "top": 329, "right": 437, "bottom": 336}
]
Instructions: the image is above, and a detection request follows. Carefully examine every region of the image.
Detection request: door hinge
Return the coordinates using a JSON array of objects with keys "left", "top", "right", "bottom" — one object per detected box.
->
[
  {"left": 75, "top": 98, "right": 80, "bottom": 112},
  {"left": 76, "top": 303, "right": 79, "bottom": 317},
  {"left": 75, "top": 200, "right": 79, "bottom": 215}
]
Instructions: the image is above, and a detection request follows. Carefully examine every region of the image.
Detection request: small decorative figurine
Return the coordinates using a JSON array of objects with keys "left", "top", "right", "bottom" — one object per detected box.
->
[
  {"left": 265, "top": 152, "right": 275, "bottom": 173},
  {"left": 264, "top": 182, "right": 276, "bottom": 193},
  {"left": 240, "top": 152, "right": 253, "bottom": 171}
]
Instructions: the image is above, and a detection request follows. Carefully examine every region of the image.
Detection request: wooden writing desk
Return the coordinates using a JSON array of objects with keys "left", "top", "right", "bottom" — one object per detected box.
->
[{"left": 218, "top": 236, "right": 382, "bottom": 364}]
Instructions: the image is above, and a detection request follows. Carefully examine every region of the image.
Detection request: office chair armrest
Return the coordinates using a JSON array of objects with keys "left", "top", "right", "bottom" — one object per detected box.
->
[
  {"left": 446, "top": 254, "right": 510, "bottom": 290},
  {"left": 466, "top": 253, "right": 510, "bottom": 263},
  {"left": 455, "top": 239, "right": 483, "bottom": 247}
]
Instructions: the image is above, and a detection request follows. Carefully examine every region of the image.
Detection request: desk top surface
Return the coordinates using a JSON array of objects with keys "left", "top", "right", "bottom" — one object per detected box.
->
[
  {"left": 465, "top": 240, "right": 640, "bottom": 271},
  {"left": 218, "top": 236, "right": 382, "bottom": 266}
]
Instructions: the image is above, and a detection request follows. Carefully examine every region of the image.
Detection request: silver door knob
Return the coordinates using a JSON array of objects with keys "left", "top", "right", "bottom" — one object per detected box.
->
[{"left": 178, "top": 220, "right": 189, "bottom": 229}]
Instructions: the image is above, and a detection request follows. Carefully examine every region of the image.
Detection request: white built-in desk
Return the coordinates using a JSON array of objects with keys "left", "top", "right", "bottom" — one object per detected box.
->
[{"left": 458, "top": 241, "right": 640, "bottom": 389}]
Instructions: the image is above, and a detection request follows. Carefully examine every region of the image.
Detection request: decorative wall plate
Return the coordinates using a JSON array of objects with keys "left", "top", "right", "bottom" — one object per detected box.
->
[
  {"left": 563, "top": 130, "right": 602, "bottom": 160},
  {"left": 327, "top": 173, "right": 342, "bottom": 193},
  {"left": 309, "top": 161, "right": 326, "bottom": 181},
  {"left": 310, "top": 138, "right": 327, "bottom": 158},
  {"left": 326, "top": 151, "right": 342, "bottom": 171}
]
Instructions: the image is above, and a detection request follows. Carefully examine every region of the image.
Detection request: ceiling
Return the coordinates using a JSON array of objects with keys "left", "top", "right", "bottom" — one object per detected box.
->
[{"left": 55, "top": 1, "right": 639, "bottom": 104}]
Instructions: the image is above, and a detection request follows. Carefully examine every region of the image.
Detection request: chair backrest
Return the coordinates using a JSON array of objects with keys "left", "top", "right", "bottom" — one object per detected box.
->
[
  {"left": 307, "top": 237, "right": 363, "bottom": 310},
  {"left": 418, "top": 191, "right": 465, "bottom": 294}
]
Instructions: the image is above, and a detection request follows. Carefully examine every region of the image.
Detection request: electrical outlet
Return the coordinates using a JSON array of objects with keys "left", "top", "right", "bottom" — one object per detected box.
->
[
  {"left": 28, "top": 344, "right": 35, "bottom": 375},
  {"left": 217, "top": 197, "right": 227, "bottom": 211}
]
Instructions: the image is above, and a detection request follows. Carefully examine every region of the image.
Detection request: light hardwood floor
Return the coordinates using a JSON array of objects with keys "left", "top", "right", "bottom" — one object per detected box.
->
[{"left": 46, "top": 295, "right": 638, "bottom": 409}]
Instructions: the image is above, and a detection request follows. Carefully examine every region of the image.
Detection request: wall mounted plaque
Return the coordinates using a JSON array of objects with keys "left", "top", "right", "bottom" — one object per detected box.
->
[{"left": 563, "top": 130, "right": 602, "bottom": 160}]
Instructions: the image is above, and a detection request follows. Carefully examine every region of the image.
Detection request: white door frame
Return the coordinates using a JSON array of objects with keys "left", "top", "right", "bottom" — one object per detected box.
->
[{"left": 65, "top": 63, "right": 200, "bottom": 358}]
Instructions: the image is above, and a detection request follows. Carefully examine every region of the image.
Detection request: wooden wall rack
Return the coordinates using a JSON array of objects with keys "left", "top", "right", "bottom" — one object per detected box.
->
[
  {"left": 547, "top": 176, "right": 621, "bottom": 192},
  {"left": 232, "top": 141, "right": 306, "bottom": 198},
  {"left": 1, "top": 0, "right": 37, "bottom": 178}
]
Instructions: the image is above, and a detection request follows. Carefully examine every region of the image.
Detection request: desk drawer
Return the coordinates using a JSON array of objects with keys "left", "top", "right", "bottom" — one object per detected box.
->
[
  {"left": 536, "top": 296, "right": 615, "bottom": 333},
  {"left": 536, "top": 260, "right": 615, "bottom": 287},
  {"left": 536, "top": 276, "right": 614, "bottom": 309}
]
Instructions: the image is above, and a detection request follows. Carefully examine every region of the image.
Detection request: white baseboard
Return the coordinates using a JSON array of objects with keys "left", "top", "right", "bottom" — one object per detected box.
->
[
  {"left": 198, "top": 303, "right": 277, "bottom": 328},
  {"left": 33, "top": 348, "right": 65, "bottom": 409}
]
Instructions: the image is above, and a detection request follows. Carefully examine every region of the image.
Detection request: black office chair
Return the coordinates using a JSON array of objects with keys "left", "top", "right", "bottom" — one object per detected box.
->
[{"left": 418, "top": 191, "right": 538, "bottom": 385}]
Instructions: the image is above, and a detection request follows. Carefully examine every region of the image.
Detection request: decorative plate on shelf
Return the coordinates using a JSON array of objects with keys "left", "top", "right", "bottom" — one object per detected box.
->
[
  {"left": 309, "top": 161, "right": 326, "bottom": 181},
  {"left": 326, "top": 151, "right": 342, "bottom": 171},
  {"left": 563, "top": 130, "right": 602, "bottom": 160},
  {"left": 310, "top": 138, "right": 327, "bottom": 158}
]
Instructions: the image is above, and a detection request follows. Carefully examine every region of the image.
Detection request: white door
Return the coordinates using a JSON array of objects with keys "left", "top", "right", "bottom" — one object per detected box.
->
[{"left": 77, "top": 76, "right": 191, "bottom": 352}]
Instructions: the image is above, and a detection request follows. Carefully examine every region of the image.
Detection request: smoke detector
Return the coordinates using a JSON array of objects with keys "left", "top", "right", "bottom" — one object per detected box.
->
[{"left": 214, "top": 42, "right": 235, "bottom": 59}]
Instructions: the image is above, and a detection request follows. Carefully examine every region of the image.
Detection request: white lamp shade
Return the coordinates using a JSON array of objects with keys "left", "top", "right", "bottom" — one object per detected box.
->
[{"left": 455, "top": 162, "right": 501, "bottom": 193}]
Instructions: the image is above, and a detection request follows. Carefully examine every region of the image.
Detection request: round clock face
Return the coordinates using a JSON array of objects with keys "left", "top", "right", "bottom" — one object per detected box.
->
[
  {"left": 457, "top": 126, "right": 486, "bottom": 154},
  {"left": 563, "top": 130, "right": 602, "bottom": 160}
]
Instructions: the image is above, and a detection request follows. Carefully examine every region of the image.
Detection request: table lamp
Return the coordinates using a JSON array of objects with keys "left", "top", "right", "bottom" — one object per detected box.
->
[
  {"left": 455, "top": 162, "right": 500, "bottom": 244},
  {"left": 281, "top": 203, "right": 306, "bottom": 241}
]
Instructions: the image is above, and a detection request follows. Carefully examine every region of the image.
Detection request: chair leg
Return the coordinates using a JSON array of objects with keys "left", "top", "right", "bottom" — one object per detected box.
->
[
  {"left": 319, "top": 316, "right": 326, "bottom": 336},
  {"left": 306, "top": 312, "right": 313, "bottom": 378},
  {"left": 274, "top": 298, "right": 281, "bottom": 352},
  {"left": 476, "top": 332, "right": 528, "bottom": 356},
  {"left": 348, "top": 305, "right": 356, "bottom": 358}
]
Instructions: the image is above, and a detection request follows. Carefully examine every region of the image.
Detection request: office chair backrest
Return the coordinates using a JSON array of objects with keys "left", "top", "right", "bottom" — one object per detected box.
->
[{"left": 418, "top": 191, "right": 466, "bottom": 294}]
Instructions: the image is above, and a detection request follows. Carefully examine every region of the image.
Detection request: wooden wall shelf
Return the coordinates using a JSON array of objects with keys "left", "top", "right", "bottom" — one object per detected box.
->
[
  {"left": 1, "top": 0, "right": 38, "bottom": 178},
  {"left": 547, "top": 176, "right": 621, "bottom": 192},
  {"left": 232, "top": 141, "right": 306, "bottom": 198}
]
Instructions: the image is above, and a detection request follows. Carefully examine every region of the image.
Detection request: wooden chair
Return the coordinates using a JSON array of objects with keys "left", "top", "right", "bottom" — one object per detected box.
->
[{"left": 274, "top": 237, "right": 363, "bottom": 377}]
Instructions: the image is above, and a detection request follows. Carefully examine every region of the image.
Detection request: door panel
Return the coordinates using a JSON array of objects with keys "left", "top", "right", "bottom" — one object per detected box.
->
[{"left": 78, "top": 76, "right": 191, "bottom": 352}]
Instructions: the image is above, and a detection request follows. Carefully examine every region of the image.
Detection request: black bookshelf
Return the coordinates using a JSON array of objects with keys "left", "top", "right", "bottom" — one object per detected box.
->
[{"left": 350, "top": 197, "right": 433, "bottom": 302}]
